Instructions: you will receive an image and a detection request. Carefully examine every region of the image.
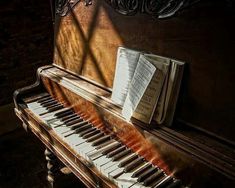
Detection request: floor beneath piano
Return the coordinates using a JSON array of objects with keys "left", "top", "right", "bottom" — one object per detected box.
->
[{"left": 0, "top": 128, "right": 86, "bottom": 188}]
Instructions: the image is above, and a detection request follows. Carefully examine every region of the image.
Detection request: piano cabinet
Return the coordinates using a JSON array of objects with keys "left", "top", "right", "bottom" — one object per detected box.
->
[{"left": 13, "top": 0, "right": 235, "bottom": 187}]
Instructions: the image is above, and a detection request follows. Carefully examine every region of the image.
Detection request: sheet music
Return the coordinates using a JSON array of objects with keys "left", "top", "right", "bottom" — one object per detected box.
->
[
  {"left": 122, "top": 55, "right": 156, "bottom": 121},
  {"left": 111, "top": 47, "right": 140, "bottom": 106}
]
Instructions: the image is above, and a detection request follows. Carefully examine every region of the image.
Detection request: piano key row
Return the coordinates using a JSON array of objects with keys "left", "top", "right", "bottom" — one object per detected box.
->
[{"left": 24, "top": 93, "right": 182, "bottom": 188}]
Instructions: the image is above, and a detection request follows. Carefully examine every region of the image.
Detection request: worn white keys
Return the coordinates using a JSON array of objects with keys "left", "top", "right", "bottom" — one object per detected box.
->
[
  {"left": 30, "top": 106, "right": 49, "bottom": 115},
  {"left": 27, "top": 101, "right": 46, "bottom": 109},
  {"left": 48, "top": 119, "right": 65, "bottom": 128},
  {"left": 101, "top": 153, "right": 136, "bottom": 174},
  {"left": 53, "top": 126, "right": 71, "bottom": 136},
  {"left": 41, "top": 108, "right": 70, "bottom": 121},
  {"left": 87, "top": 140, "right": 120, "bottom": 161},
  {"left": 114, "top": 163, "right": 148, "bottom": 188},
  {"left": 64, "top": 134, "right": 87, "bottom": 146},
  {"left": 74, "top": 142, "right": 95, "bottom": 158}
]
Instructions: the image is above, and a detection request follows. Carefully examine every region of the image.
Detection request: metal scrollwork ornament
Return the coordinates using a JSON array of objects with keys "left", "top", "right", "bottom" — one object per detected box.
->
[
  {"left": 55, "top": 0, "right": 92, "bottom": 16},
  {"left": 110, "top": 0, "right": 140, "bottom": 15},
  {"left": 105, "top": 0, "right": 200, "bottom": 19}
]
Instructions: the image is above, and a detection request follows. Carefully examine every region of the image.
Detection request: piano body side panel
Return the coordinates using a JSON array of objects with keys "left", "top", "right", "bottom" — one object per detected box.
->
[{"left": 41, "top": 75, "right": 235, "bottom": 188}]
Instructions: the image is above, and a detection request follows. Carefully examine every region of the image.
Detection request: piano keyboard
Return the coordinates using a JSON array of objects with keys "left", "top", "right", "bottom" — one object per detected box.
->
[{"left": 23, "top": 93, "right": 182, "bottom": 188}]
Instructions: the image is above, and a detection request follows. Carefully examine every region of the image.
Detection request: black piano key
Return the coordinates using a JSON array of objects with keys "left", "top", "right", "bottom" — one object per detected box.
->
[
  {"left": 39, "top": 104, "right": 63, "bottom": 116},
  {"left": 112, "top": 170, "right": 124, "bottom": 179},
  {"left": 92, "top": 135, "right": 111, "bottom": 146},
  {"left": 47, "top": 104, "right": 63, "bottom": 112},
  {"left": 38, "top": 99, "right": 55, "bottom": 107},
  {"left": 143, "top": 169, "right": 164, "bottom": 186},
  {"left": 137, "top": 166, "right": 158, "bottom": 182},
  {"left": 95, "top": 139, "right": 117, "bottom": 150},
  {"left": 78, "top": 127, "right": 96, "bottom": 137},
  {"left": 101, "top": 142, "right": 122, "bottom": 155},
  {"left": 74, "top": 123, "right": 92, "bottom": 132},
  {"left": 64, "top": 123, "right": 92, "bottom": 137},
  {"left": 46, "top": 103, "right": 61, "bottom": 110},
  {"left": 106, "top": 145, "right": 126, "bottom": 158},
  {"left": 82, "top": 129, "right": 101, "bottom": 139},
  {"left": 24, "top": 93, "right": 50, "bottom": 103},
  {"left": 55, "top": 109, "right": 73, "bottom": 118},
  {"left": 70, "top": 121, "right": 89, "bottom": 130},
  {"left": 118, "top": 153, "right": 138, "bottom": 167},
  {"left": 86, "top": 132, "right": 104, "bottom": 142},
  {"left": 131, "top": 163, "right": 152, "bottom": 178},
  {"left": 165, "top": 179, "right": 182, "bottom": 188},
  {"left": 112, "top": 148, "right": 132, "bottom": 161},
  {"left": 88, "top": 141, "right": 120, "bottom": 161},
  {"left": 37, "top": 96, "right": 53, "bottom": 103},
  {"left": 152, "top": 176, "right": 173, "bottom": 188},
  {"left": 124, "top": 156, "right": 144, "bottom": 173},
  {"left": 65, "top": 117, "right": 83, "bottom": 126},
  {"left": 42, "top": 100, "right": 58, "bottom": 107},
  {"left": 62, "top": 115, "right": 79, "bottom": 123},
  {"left": 60, "top": 113, "right": 77, "bottom": 121},
  {"left": 53, "top": 117, "right": 79, "bottom": 129}
]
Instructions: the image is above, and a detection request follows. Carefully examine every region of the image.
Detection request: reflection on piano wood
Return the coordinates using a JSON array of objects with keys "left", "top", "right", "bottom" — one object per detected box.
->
[{"left": 21, "top": 92, "right": 181, "bottom": 188}]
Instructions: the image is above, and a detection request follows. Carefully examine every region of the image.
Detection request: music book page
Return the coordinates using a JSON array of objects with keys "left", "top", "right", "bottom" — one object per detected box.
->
[
  {"left": 132, "top": 56, "right": 169, "bottom": 123},
  {"left": 111, "top": 47, "right": 140, "bottom": 106},
  {"left": 122, "top": 55, "right": 156, "bottom": 121},
  {"left": 111, "top": 47, "right": 184, "bottom": 125}
]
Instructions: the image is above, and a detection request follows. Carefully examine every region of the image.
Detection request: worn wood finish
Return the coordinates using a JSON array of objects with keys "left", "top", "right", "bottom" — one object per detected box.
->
[
  {"left": 54, "top": 0, "right": 235, "bottom": 142},
  {"left": 38, "top": 74, "right": 234, "bottom": 187}
]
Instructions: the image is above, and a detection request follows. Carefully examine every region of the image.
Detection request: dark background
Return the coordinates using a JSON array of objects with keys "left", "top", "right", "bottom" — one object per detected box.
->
[
  {"left": 0, "top": 0, "right": 53, "bottom": 134},
  {"left": 0, "top": 0, "right": 53, "bottom": 106}
]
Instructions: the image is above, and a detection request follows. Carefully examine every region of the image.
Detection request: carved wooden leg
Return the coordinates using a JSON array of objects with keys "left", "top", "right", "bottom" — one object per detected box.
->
[{"left": 45, "top": 148, "right": 59, "bottom": 188}]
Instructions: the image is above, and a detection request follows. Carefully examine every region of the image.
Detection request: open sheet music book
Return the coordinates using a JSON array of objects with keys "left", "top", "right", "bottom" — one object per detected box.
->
[{"left": 111, "top": 47, "right": 184, "bottom": 125}]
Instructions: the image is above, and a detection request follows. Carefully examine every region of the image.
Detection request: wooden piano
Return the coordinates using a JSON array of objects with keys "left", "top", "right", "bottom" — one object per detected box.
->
[{"left": 13, "top": 0, "right": 235, "bottom": 187}]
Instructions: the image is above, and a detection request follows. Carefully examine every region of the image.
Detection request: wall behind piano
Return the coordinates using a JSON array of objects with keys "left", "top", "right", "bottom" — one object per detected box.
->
[
  {"left": 54, "top": 0, "right": 235, "bottom": 142},
  {"left": 0, "top": 0, "right": 53, "bottom": 134}
]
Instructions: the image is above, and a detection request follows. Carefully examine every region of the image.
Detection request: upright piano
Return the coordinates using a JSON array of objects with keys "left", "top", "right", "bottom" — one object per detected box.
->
[{"left": 13, "top": 0, "right": 235, "bottom": 187}]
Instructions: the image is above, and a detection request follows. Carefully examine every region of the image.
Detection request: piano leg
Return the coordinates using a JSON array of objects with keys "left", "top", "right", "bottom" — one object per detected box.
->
[{"left": 45, "top": 148, "right": 60, "bottom": 188}]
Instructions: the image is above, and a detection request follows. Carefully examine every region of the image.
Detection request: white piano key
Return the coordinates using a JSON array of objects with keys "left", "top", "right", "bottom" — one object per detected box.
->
[
  {"left": 115, "top": 172, "right": 137, "bottom": 188},
  {"left": 101, "top": 153, "right": 136, "bottom": 174},
  {"left": 75, "top": 139, "right": 116, "bottom": 161},
  {"left": 64, "top": 134, "right": 87, "bottom": 146},
  {"left": 41, "top": 108, "right": 70, "bottom": 121},
  {"left": 100, "top": 152, "right": 132, "bottom": 174},
  {"left": 27, "top": 102, "right": 44, "bottom": 109},
  {"left": 74, "top": 143, "right": 95, "bottom": 158},
  {"left": 53, "top": 126, "right": 71, "bottom": 136},
  {"left": 30, "top": 106, "right": 49, "bottom": 115},
  {"left": 92, "top": 155, "right": 114, "bottom": 170},
  {"left": 114, "top": 163, "right": 148, "bottom": 188},
  {"left": 87, "top": 140, "right": 119, "bottom": 161},
  {"left": 129, "top": 182, "right": 146, "bottom": 188},
  {"left": 61, "top": 129, "right": 75, "bottom": 136},
  {"left": 48, "top": 120, "right": 64, "bottom": 128},
  {"left": 109, "top": 167, "right": 123, "bottom": 179},
  {"left": 152, "top": 175, "right": 172, "bottom": 188}
]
